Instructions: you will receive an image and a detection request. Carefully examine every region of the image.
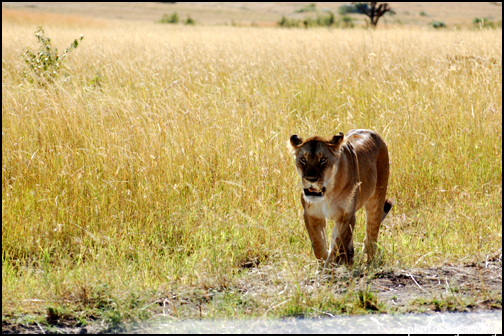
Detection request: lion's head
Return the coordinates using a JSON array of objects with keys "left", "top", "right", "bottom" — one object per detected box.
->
[{"left": 288, "top": 132, "right": 345, "bottom": 200}]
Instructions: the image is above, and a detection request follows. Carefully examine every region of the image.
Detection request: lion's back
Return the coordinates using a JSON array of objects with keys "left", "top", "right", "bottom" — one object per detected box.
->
[{"left": 345, "top": 129, "right": 386, "bottom": 153}]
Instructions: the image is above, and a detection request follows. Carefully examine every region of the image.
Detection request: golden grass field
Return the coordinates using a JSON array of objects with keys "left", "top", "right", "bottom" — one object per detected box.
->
[{"left": 2, "top": 6, "right": 502, "bottom": 332}]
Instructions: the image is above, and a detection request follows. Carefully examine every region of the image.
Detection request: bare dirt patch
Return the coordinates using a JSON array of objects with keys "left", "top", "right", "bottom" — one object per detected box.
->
[{"left": 372, "top": 258, "right": 502, "bottom": 312}]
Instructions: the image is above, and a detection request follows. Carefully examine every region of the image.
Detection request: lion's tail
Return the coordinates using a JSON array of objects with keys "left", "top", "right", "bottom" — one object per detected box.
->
[{"left": 382, "top": 199, "right": 394, "bottom": 221}]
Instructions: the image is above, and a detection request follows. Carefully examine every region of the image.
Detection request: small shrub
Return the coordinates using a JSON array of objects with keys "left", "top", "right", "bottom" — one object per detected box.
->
[
  {"left": 430, "top": 20, "right": 447, "bottom": 29},
  {"left": 473, "top": 17, "right": 484, "bottom": 25},
  {"left": 277, "top": 16, "right": 301, "bottom": 28},
  {"left": 295, "top": 3, "right": 316, "bottom": 13},
  {"left": 419, "top": 11, "right": 428, "bottom": 16},
  {"left": 306, "top": 13, "right": 339, "bottom": 28},
  {"left": 319, "top": 12, "right": 336, "bottom": 27},
  {"left": 158, "top": 12, "right": 179, "bottom": 24},
  {"left": 281, "top": 12, "right": 352, "bottom": 29},
  {"left": 185, "top": 16, "right": 195, "bottom": 25},
  {"left": 339, "top": 3, "right": 366, "bottom": 15},
  {"left": 19, "top": 26, "right": 83, "bottom": 84},
  {"left": 473, "top": 17, "right": 495, "bottom": 28},
  {"left": 303, "top": 17, "right": 315, "bottom": 28},
  {"left": 342, "top": 15, "right": 354, "bottom": 28}
]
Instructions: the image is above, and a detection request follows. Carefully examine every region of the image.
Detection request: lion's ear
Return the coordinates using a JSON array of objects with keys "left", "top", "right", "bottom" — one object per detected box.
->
[
  {"left": 290, "top": 134, "right": 303, "bottom": 148},
  {"left": 328, "top": 132, "right": 344, "bottom": 147}
]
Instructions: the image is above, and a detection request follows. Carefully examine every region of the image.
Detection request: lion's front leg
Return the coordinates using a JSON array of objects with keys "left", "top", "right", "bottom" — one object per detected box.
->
[
  {"left": 324, "top": 214, "right": 356, "bottom": 268},
  {"left": 301, "top": 195, "right": 328, "bottom": 261}
]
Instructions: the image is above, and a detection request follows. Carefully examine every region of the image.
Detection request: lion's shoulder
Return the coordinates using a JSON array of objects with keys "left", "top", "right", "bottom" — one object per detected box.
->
[{"left": 345, "top": 129, "right": 384, "bottom": 151}]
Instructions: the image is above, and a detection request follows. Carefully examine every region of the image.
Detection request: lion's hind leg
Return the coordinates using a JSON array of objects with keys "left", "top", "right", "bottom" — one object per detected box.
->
[{"left": 363, "top": 197, "right": 388, "bottom": 261}]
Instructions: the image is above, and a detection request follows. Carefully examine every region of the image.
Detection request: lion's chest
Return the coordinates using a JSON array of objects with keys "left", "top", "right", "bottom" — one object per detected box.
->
[
  {"left": 322, "top": 202, "right": 331, "bottom": 219},
  {"left": 322, "top": 201, "right": 343, "bottom": 221},
  {"left": 304, "top": 195, "right": 342, "bottom": 221}
]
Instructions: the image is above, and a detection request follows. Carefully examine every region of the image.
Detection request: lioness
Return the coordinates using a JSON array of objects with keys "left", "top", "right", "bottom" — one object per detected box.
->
[{"left": 288, "top": 129, "right": 392, "bottom": 267}]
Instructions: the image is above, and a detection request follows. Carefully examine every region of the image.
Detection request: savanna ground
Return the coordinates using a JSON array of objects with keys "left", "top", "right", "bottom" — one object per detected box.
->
[{"left": 2, "top": 3, "right": 502, "bottom": 334}]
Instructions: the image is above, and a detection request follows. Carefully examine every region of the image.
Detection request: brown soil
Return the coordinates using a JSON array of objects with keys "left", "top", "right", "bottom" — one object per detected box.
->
[{"left": 372, "top": 258, "right": 502, "bottom": 312}]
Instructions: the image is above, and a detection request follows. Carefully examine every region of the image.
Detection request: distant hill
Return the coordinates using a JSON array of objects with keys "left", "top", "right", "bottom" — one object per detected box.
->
[{"left": 2, "top": 2, "right": 502, "bottom": 28}]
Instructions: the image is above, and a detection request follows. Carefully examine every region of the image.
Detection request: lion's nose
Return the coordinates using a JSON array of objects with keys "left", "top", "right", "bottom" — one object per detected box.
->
[{"left": 305, "top": 177, "right": 319, "bottom": 183}]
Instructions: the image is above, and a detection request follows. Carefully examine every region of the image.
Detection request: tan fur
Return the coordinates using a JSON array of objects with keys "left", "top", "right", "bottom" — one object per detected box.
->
[{"left": 288, "top": 129, "right": 392, "bottom": 267}]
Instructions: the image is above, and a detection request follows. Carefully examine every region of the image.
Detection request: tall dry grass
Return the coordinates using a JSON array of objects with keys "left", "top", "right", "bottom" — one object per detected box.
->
[{"left": 2, "top": 20, "right": 502, "bottom": 319}]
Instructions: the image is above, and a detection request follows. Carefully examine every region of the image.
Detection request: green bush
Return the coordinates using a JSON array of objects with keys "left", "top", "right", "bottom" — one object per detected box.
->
[
  {"left": 342, "top": 15, "right": 354, "bottom": 28},
  {"left": 279, "top": 12, "right": 354, "bottom": 29},
  {"left": 473, "top": 17, "right": 495, "bottom": 28},
  {"left": 339, "top": 3, "right": 365, "bottom": 15},
  {"left": 158, "top": 12, "right": 179, "bottom": 24},
  {"left": 277, "top": 16, "right": 301, "bottom": 28},
  {"left": 295, "top": 3, "right": 316, "bottom": 13},
  {"left": 19, "top": 26, "right": 83, "bottom": 84},
  {"left": 305, "top": 12, "right": 338, "bottom": 28},
  {"left": 319, "top": 12, "right": 336, "bottom": 27},
  {"left": 185, "top": 16, "right": 195, "bottom": 25},
  {"left": 302, "top": 17, "right": 315, "bottom": 28},
  {"left": 430, "top": 20, "right": 447, "bottom": 29}
]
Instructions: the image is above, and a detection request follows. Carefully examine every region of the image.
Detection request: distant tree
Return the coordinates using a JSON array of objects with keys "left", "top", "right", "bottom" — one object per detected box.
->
[{"left": 353, "top": 2, "right": 394, "bottom": 28}]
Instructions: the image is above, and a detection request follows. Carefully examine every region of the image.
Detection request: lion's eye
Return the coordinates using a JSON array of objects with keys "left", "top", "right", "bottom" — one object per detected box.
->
[
  {"left": 320, "top": 157, "right": 327, "bottom": 164},
  {"left": 300, "top": 157, "right": 307, "bottom": 165}
]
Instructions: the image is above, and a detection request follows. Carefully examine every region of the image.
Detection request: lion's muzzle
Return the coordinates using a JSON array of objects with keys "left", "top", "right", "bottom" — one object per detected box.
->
[{"left": 303, "top": 186, "right": 326, "bottom": 197}]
